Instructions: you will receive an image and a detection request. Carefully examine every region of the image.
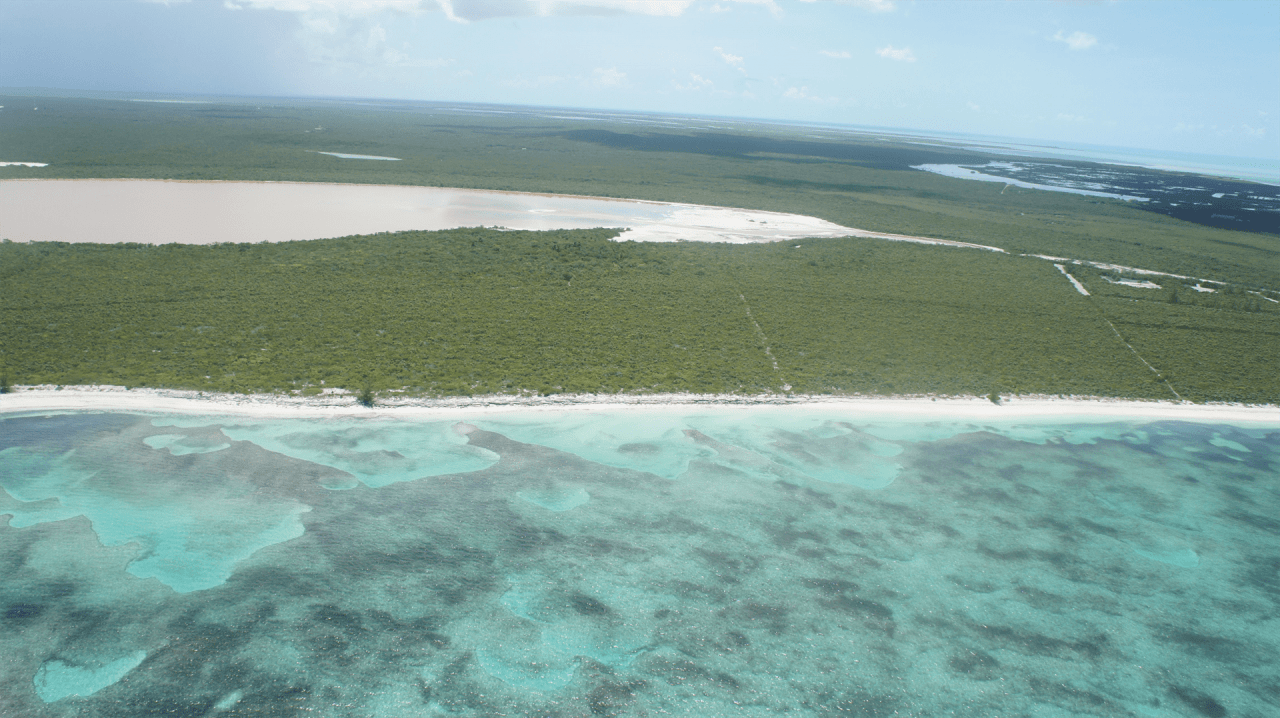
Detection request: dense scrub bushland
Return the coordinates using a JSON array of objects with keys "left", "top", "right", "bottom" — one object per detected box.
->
[
  {"left": 3, "top": 229, "right": 1276, "bottom": 403},
  {"left": 2, "top": 94, "right": 1277, "bottom": 290}
]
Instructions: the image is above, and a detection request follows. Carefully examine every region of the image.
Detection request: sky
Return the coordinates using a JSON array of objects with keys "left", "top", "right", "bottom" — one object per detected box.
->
[{"left": 2, "top": 0, "right": 1278, "bottom": 160}]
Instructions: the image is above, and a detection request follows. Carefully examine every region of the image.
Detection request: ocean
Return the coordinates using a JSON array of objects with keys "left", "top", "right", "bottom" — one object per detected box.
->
[{"left": 2, "top": 408, "right": 1277, "bottom": 716}]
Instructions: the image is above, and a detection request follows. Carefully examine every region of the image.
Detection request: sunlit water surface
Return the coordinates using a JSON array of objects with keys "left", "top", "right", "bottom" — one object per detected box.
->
[{"left": 1, "top": 409, "right": 1276, "bottom": 717}]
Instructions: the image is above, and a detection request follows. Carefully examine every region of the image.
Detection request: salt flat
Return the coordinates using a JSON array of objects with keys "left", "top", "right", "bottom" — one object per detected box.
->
[{"left": 0, "top": 179, "right": 859, "bottom": 245}]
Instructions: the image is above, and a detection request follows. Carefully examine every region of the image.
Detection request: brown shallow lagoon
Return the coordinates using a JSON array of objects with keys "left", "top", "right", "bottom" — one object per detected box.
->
[{"left": 0, "top": 179, "right": 857, "bottom": 245}]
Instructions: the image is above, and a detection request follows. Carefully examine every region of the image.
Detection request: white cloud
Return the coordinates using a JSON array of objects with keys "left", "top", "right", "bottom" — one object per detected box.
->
[
  {"left": 796, "top": 0, "right": 893, "bottom": 11},
  {"left": 715, "top": 46, "right": 748, "bottom": 75},
  {"left": 875, "top": 45, "right": 915, "bottom": 62},
  {"left": 587, "top": 66, "right": 627, "bottom": 88},
  {"left": 227, "top": 0, "right": 423, "bottom": 12},
  {"left": 225, "top": 0, "right": 698, "bottom": 22},
  {"left": 549, "top": 0, "right": 695, "bottom": 16},
  {"left": 291, "top": 13, "right": 452, "bottom": 66},
  {"left": 783, "top": 86, "right": 837, "bottom": 103},
  {"left": 715, "top": 46, "right": 744, "bottom": 67},
  {"left": 820, "top": 50, "right": 851, "bottom": 59},
  {"left": 1053, "top": 31, "right": 1098, "bottom": 51},
  {"left": 674, "top": 73, "right": 714, "bottom": 91},
  {"left": 1241, "top": 124, "right": 1266, "bottom": 137},
  {"left": 1057, "top": 113, "right": 1087, "bottom": 123},
  {"left": 720, "top": 0, "right": 782, "bottom": 16},
  {"left": 141, "top": 0, "right": 194, "bottom": 5},
  {"left": 967, "top": 102, "right": 980, "bottom": 112}
]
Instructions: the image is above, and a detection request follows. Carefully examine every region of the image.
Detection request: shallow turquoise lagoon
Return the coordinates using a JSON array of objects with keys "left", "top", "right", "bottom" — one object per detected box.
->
[{"left": 1, "top": 408, "right": 1276, "bottom": 717}]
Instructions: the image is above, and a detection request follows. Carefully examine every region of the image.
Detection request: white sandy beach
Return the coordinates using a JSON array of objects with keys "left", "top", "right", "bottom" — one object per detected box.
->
[{"left": 2, "top": 385, "right": 1275, "bottom": 425}]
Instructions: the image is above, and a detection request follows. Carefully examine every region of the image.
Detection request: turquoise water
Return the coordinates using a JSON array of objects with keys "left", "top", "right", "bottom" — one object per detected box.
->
[{"left": 1, "top": 409, "right": 1276, "bottom": 717}]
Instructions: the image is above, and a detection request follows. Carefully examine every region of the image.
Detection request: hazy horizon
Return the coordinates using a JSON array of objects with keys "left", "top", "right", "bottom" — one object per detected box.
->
[{"left": 2, "top": 0, "right": 1277, "bottom": 162}]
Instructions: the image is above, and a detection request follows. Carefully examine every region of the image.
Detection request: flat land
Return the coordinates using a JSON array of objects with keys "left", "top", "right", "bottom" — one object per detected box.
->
[
  {"left": 0, "top": 179, "right": 855, "bottom": 245},
  {"left": 1, "top": 94, "right": 1277, "bottom": 404}
]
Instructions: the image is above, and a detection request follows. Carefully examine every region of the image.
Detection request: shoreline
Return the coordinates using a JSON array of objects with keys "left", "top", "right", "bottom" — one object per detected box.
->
[{"left": 2, "top": 385, "right": 1276, "bottom": 424}]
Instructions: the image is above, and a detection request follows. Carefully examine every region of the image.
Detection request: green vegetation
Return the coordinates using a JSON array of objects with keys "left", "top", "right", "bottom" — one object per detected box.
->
[
  {"left": 2, "top": 94, "right": 1277, "bottom": 288},
  {"left": 1, "top": 94, "right": 1276, "bottom": 403},
  {"left": 3, "top": 229, "right": 1276, "bottom": 403}
]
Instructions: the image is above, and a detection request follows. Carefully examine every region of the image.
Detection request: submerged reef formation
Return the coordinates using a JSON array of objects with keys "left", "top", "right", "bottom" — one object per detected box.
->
[{"left": 1, "top": 410, "right": 1277, "bottom": 716}]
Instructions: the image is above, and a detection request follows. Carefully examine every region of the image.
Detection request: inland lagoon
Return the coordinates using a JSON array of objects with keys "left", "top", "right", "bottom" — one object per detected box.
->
[
  {"left": 1, "top": 403, "right": 1277, "bottom": 716},
  {"left": 0, "top": 180, "right": 856, "bottom": 246}
]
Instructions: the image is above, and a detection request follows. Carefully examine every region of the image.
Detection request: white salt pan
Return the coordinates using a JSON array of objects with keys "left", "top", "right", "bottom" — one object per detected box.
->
[
  {"left": 0, "top": 180, "right": 858, "bottom": 245},
  {"left": 1103, "top": 277, "right": 1162, "bottom": 289},
  {"left": 312, "top": 152, "right": 402, "bottom": 161}
]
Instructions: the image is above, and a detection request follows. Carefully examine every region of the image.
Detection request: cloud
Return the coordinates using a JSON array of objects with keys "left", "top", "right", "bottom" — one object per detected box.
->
[
  {"left": 225, "top": 0, "right": 698, "bottom": 22},
  {"left": 875, "top": 45, "right": 915, "bottom": 62},
  {"left": 967, "top": 102, "right": 980, "bottom": 112},
  {"left": 446, "top": 0, "right": 696, "bottom": 21},
  {"left": 141, "top": 0, "right": 193, "bottom": 5},
  {"left": 586, "top": 67, "right": 627, "bottom": 88},
  {"left": 674, "top": 73, "right": 714, "bottom": 91},
  {"left": 226, "top": 0, "right": 423, "bottom": 12},
  {"left": 1052, "top": 31, "right": 1098, "bottom": 51},
  {"left": 820, "top": 50, "right": 851, "bottom": 59},
  {"left": 783, "top": 86, "right": 837, "bottom": 103},
  {"left": 721, "top": 0, "right": 782, "bottom": 16},
  {"left": 714, "top": 46, "right": 748, "bottom": 75},
  {"left": 1056, "top": 113, "right": 1087, "bottom": 123},
  {"left": 290, "top": 13, "right": 452, "bottom": 66},
  {"left": 797, "top": 0, "right": 893, "bottom": 11}
]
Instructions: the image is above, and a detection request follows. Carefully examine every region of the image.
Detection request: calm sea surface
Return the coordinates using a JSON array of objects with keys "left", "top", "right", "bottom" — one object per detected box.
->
[{"left": 1, "top": 408, "right": 1277, "bottom": 716}]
